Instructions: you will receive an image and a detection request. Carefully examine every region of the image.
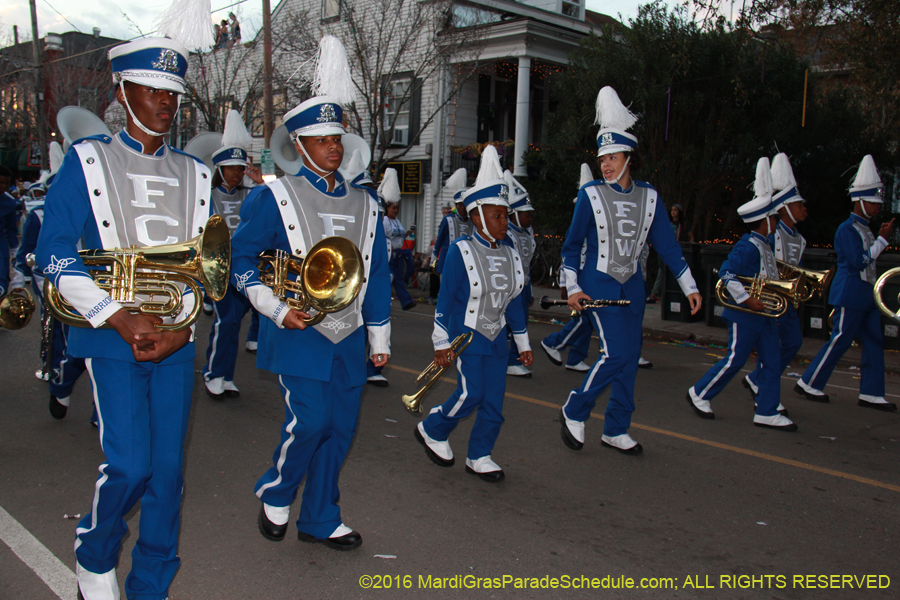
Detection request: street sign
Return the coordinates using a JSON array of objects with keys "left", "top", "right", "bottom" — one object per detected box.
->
[{"left": 261, "top": 149, "right": 274, "bottom": 176}]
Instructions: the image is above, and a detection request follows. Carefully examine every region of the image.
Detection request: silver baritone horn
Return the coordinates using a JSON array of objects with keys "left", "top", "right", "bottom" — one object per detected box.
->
[
  {"left": 257, "top": 236, "right": 364, "bottom": 327},
  {"left": 875, "top": 267, "right": 900, "bottom": 323},
  {"left": 45, "top": 215, "right": 231, "bottom": 332}
]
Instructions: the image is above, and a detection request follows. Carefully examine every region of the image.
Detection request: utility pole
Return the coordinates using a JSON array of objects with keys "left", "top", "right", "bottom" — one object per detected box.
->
[
  {"left": 29, "top": 0, "right": 48, "bottom": 169},
  {"left": 261, "top": 0, "right": 274, "bottom": 149}
]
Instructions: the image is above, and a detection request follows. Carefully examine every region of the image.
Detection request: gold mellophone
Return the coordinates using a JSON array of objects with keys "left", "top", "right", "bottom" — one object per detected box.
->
[
  {"left": 713, "top": 268, "right": 805, "bottom": 319},
  {"left": 776, "top": 261, "right": 835, "bottom": 303},
  {"left": 44, "top": 215, "right": 231, "bottom": 332},
  {"left": 401, "top": 332, "right": 474, "bottom": 414}
]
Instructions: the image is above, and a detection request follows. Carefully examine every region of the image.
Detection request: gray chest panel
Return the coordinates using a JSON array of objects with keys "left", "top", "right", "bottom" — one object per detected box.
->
[
  {"left": 448, "top": 215, "right": 471, "bottom": 241},
  {"left": 774, "top": 228, "right": 805, "bottom": 266},
  {"left": 852, "top": 221, "right": 877, "bottom": 284},
  {"left": 750, "top": 236, "right": 779, "bottom": 280},
  {"left": 508, "top": 225, "right": 536, "bottom": 277},
  {"left": 458, "top": 239, "right": 524, "bottom": 342},
  {"left": 212, "top": 187, "right": 250, "bottom": 234},
  {"left": 586, "top": 184, "right": 655, "bottom": 284}
]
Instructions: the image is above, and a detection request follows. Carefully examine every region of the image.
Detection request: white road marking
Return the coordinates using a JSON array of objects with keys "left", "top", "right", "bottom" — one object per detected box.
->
[{"left": 0, "top": 505, "right": 76, "bottom": 600}]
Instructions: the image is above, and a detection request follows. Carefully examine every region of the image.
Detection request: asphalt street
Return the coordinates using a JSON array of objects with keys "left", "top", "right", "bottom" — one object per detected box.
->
[{"left": 2, "top": 302, "right": 899, "bottom": 600}]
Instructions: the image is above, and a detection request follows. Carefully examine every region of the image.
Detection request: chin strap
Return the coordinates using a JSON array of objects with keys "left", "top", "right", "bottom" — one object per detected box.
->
[
  {"left": 119, "top": 81, "right": 177, "bottom": 138},
  {"left": 476, "top": 204, "right": 496, "bottom": 243},
  {"left": 604, "top": 155, "right": 631, "bottom": 185},
  {"left": 293, "top": 135, "right": 333, "bottom": 186},
  {"left": 857, "top": 199, "right": 872, "bottom": 220}
]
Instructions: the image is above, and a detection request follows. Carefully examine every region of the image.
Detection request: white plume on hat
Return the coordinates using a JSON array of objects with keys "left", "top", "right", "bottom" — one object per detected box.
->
[
  {"left": 474, "top": 145, "right": 504, "bottom": 186},
  {"left": 344, "top": 150, "right": 366, "bottom": 177},
  {"left": 312, "top": 35, "right": 355, "bottom": 105},
  {"left": 594, "top": 86, "right": 637, "bottom": 130},
  {"left": 753, "top": 157, "right": 773, "bottom": 202},
  {"left": 578, "top": 163, "right": 594, "bottom": 189},
  {"left": 221, "top": 110, "right": 253, "bottom": 151},
  {"left": 443, "top": 168, "right": 468, "bottom": 193},
  {"left": 851, "top": 155, "right": 881, "bottom": 190},
  {"left": 770, "top": 153, "right": 797, "bottom": 192},
  {"left": 49, "top": 142, "right": 64, "bottom": 175},
  {"left": 378, "top": 168, "right": 401, "bottom": 204},
  {"left": 155, "top": 0, "right": 215, "bottom": 49}
]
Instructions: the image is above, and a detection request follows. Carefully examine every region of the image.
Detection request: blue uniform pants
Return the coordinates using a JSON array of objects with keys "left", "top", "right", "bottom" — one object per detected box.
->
[
  {"left": 0, "top": 242, "right": 10, "bottom": 295},
  {"left": 203, "top": 285, "right": 252, "bottom": 382},
  {"left": 255, "top": 357, "right": 362, "bottom": 539},
  {"left": 542, "top": 313, "right": 592, "bottom": 367},
  {"left": 247, "top": 309, "right": 260, "bottom": 343},
  {"left": 77, "top": 358, "right": 193, "bottom": 600},
  {"left": 690, "top": 319, "right": 781, "bottom": 416},
  {"left": 49, "top": 322, "right": 86, "bottom": 398},
  {"left": 800, "top": 306, "right": 885, "bottom": 397},
  {"left": 422, "top": 351, "right": 508, "bottom": 461},
  {"left": 562, "top": 307, "right": 642, "bottom": 437},
  {"left": 390, "top": 255, "right": 414, "bottom": 308},
  {"left": 747, "top": 305, "right": 802, "bottom": 390}
]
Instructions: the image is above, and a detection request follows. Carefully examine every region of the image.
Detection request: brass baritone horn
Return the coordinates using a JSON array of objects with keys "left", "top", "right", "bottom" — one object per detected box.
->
[
  {"left": 402, "top": 332, "right": 474, "bottom": 414},
  {"left": 0, "top": 288, "right": 36, "bottom": 330},
  {"left": 776, "top": 260, "right": 835, "bottom": 303},
  {"left": 257, "top": 236, "right": 364, "bottom": 327},
  {"left": 713, "top": 270, "right": 806, "bottom": 319},
  {"left": 874, "top": 266, "right": 900, "bottom": 322},
  {"left": 45, "top": 215, "right": 231, "bottom": 332}
]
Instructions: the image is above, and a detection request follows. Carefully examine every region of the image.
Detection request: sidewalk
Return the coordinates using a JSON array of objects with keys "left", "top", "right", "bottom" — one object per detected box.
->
[{"left": 523, "top": 292, "right": 900, "bottom": 376}]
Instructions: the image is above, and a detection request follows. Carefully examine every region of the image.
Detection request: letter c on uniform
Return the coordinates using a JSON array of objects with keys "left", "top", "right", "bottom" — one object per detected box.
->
[{"left": 135, "top": 215, "right": 179, "bottom": 245}]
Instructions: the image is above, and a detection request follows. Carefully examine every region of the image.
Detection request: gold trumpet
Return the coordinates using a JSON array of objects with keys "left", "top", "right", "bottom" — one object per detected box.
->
[
  {"left": 45, "top": 215, "right": 230, "bottom": 331},
  {"left": 714, "top": 270, "right": 806, "bottom": 318},
  {"left": 257, "top": 236, "right": 364, "bottom": 326},
  {"left": 874, "top": 266, "right": 900, "bottom": 322},
  {"left": 401, "top": 332, "right": 474, "bottom": 414},
  {"left": 777, "top": 260, "right": 835, "bottom": 303},
  {"left": 0, "top": 288, "right": 36, "bottom": 330}
]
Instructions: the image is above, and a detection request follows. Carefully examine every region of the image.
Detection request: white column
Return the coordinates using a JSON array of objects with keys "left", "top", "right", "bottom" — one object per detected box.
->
[{"left": 513, "top": 56, "right": 531, "bottom": 177}]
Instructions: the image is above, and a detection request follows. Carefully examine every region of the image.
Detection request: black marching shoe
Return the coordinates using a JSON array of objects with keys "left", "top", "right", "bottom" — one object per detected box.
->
[
  {"left": 49, "top": 395, "right": 68, "bottom": 420},
  {"left": 298, "top": 529, "right": 362, "bottom": 551},
  {"left": 559, "top": 408, "right": 584, "bottom": 451},
  {"left": 858, "top": 399, "right": 898, "bottom": 412},
  {"left": 686, "top": 392, "right": 715, "bottom": 420},
  {"left": 257, "top": 504, "right": 287, "bottom": 542},
  {"left": 793, "top": 383, "right": 829, "bottom": 403}
]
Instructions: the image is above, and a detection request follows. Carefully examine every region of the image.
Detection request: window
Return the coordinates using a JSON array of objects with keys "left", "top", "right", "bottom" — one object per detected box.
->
[
  {"left": 382, "top": 75, "right": 421, "bottom": 148},
  {"left": 561, "top": 0, "right": 582, "bottom": 18},
  {"left": 322, "top": 0, "right": 340, "bottom": 20}
]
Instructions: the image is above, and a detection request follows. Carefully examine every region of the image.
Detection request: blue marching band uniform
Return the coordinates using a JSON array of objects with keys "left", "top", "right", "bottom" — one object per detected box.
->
[
  {"left": 230, "top": 87, "right": 391, "bottom": 549},
  {"left": 0, "top": 174, "right": 20, "bottom": 297},
  {"left": 796, "top": 155, "right": 895, "bottom": 411},
  {"left": 36, "top": 36, "right": 211, "bottom": 599},
  {"left": 431, "top": 174, "right": 472, "bottom": 275},
  {"left": 415, "top": 148, "right": 530, "bottom": 482},
  {"left": 686, "top": 157, "right": 797, "bottom": 430},
  {"left": 503, "top": 170, "right": 537, "bottom": 376}
]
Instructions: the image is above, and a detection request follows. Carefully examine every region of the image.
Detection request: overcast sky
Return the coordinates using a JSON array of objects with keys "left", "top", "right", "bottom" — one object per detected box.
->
[{"left": 0, "top": 1, "right": 670, "bottom": 46}]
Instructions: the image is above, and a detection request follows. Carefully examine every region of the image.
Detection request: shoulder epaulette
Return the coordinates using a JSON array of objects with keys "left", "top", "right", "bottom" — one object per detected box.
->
[{"left": 73, "top": 134, "right": 113, "bottom": 146}]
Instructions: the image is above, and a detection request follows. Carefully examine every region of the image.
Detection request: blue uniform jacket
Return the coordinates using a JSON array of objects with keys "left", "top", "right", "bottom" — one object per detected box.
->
[
  {"left": 230, "top": 169, "right": 391, "bottom": 385},
  {"left": 14, "top": 208, "right": 42, "bottom": 279},
  {"left": 35, "top": 133, "right": 207, "bottom": 363},
  {"left": 719, "top": 233, "right": 773, "bottom": 332},
  {"left": 432, "top": 213, "right": 468, "bottom": 274},
  {"left": 1, "top": 191, "right": 19, "bottom": 250},
  {"left": 434, "top": 233, "right": 526, "bottom": 357},
  {"left": 561, "top": 179, "right": 691, "bottom": 316},
  {"left": 828, "top": 214, "right": 882, "bottom": 311}
]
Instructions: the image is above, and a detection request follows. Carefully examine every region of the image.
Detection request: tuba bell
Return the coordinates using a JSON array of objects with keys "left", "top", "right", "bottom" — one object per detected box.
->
[
  {"left": 0, "top": 288, "right": 36, "bottom": 330},
  {"left": 44, "top": 215, "right": 230, "bottom": 332},
  {"left": 874, "top": 266, "right": 900, "bottom": 323},
  {"left": 714, "top": 269, "right": 806, "bottom": 319},
  {"left": 257, "top": 236, "right": 364, "bottom": 326},
  {"left": 776, "top": 260, "right": 835, "bottom": 303}
]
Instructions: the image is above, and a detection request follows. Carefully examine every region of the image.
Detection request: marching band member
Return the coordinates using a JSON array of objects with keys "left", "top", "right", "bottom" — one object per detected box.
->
[
  {"left": 542, "top": 164, "right": 594, "bottom": 373},
  {"left": 202, "top": 110, "right": 263, "bottom": 399},
  {"left": 0, "top": 165, "right": 19, "bottom": 297},
  {"left": 559, "top": 87, "right": 701, "bottom": 455},
  {"left": 36, "top": 24, "right": 214, "bottom": 598},
  {"left": 231, "top": 35, "right": 391, "bottom": 551},
  {"left": 504, "top": 170, "right": 536, "bottom": 377},
  {"left": 431, "top": 168, "right": 471, "bottom": 275},
  {"left": 686, "top": 158, "right": 797, "bottom": 431},
  {"left": 415, "top": 145, "right": 532, "bottom": 483},
  {"left": 743, "top": 153, "right": 806, "bottom": 408},
  {"left": 796, "top": 155, "right": 896, "bottom": 410},
  {"left": 381, "top": 168, "right": 416, "bottom": 310}
]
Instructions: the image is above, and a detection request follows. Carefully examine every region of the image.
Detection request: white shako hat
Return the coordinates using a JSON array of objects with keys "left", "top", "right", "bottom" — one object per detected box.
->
[
  {"left": 738, "top": 157, "right": 776, "bottom": 223},
  {"left": 461, "top": 145, "right": 509, "bottom": 243},
  {"left": 849, "top": 155, "right": 883, "bottom": 204},
  {"left": 504, "top": 170, "right": 533, "bottom": 212},
  {"left": 378, "top": 168, "right": 401, "bottom": 205},
  {"left": 594, "top": 86, "right": 638, "bottom": 157},
  {"left": 770, "top": 153, "right": 804, "bottom": 212},
  {"left": 283, "top": 35, "right": 354, "bottom": 140},
  {"left": 212, "top": 110, "right": 252, "bottom": 168},
  {"left": 443, "top": 168, "right": 468, "bottom": 204},
  {"left": 574, "top": 162, "right": 593, "bottom": 203},
  {"left": 108, "top": 0, "right": 214, "bottom": 136}
]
